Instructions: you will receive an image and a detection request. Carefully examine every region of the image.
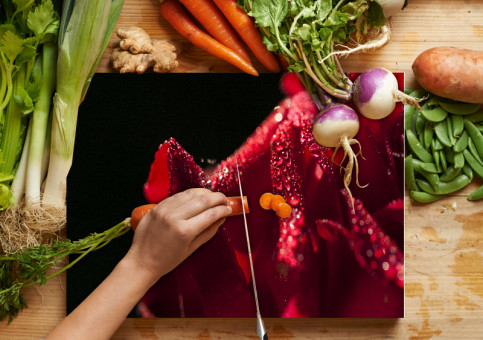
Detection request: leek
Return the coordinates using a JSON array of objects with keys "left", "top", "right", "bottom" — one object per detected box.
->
[{"left": 42, "top": 0, "right": 124, "bottom": 212}]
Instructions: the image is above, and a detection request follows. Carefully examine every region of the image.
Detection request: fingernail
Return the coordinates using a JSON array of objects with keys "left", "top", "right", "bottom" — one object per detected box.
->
[{"left": 227, "top": 205, "right": 233, "bottom": 214}]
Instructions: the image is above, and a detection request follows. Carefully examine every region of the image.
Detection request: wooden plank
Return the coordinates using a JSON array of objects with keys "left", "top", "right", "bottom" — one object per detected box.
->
[{"left": 1, "top": 0, "right": 483, "bottom": 339}]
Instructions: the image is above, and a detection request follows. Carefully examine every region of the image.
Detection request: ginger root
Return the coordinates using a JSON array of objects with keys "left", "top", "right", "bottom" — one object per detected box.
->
[{"left": 111, "top": 26, "right": 178, "bottom": 74}]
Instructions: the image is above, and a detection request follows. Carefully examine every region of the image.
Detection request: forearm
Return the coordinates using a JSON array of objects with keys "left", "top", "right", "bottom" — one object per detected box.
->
[{"left": 46, "top": 256, "right": 156, "bottom": 340}]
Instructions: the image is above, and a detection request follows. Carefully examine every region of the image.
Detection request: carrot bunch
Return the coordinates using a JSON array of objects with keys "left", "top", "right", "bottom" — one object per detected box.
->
[{"left": 160, "top": 0, "right": 280, "bottom": 75}]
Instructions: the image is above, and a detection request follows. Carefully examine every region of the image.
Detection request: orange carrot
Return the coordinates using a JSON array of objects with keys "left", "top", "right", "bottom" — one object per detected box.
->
[
  {"left": 160, "top": 0, "right": 258, "bottom": 76},
  {"left": 227, "top": 196, "right": 249, "bottom": 216},
  {"left": 178, "top": 0, "right": 251, "bottom": 63},
  {"left": 259, "top": 192, "right": 273, "bottom": 210},
  {"left": 131, "top": 204, "right": 156, "bottom": 231},
  {"left": 130, "top": 196, "right": 249, "bottom": 230},
  {"left": 275, "top": 202, "right": 292, "bottom": 219},
  {"left": 270, "top": 194, "right": 285, "bottom": 211},
  {"left": 212, "top": 0, "right": 280, "bottom": 73}
]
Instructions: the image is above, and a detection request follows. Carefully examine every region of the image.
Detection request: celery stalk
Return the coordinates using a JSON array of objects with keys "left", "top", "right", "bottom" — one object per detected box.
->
[{"left": 43, "top": 0, "right": 124, "bottom": 207}]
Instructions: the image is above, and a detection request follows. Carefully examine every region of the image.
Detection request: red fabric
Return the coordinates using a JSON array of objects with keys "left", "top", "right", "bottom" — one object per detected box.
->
[{"left": 140, "top": 73, "right": 404, "bottom": 318}]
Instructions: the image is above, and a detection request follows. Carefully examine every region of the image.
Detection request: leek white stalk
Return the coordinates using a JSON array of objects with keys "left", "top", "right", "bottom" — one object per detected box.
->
[
  {"left": 42, "top": 0, "right": 113, "bottom": 208},
  {"left": 25, "top": 42, "right": 57, "bottom": 205}
]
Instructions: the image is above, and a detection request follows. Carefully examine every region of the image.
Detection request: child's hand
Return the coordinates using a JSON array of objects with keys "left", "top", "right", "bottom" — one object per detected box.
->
[{"left": 124, "top": 188, "right": 232, "bottom": 284}]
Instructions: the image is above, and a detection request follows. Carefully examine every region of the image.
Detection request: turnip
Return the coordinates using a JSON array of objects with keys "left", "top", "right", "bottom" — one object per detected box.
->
[
  {"left": 378, "top": 0, "right": 406, "bottom": 19},
  {"left": 312, "top": 103, "right": 366, "bottom": 207},
  {"left": 353, "top": 67, "right": 420, "bottom": 120}
]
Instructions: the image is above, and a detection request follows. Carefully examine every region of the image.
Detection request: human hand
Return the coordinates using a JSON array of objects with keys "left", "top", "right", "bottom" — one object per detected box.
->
[{"left": 123, "top": 188, "right": 232, "bottom": 285}]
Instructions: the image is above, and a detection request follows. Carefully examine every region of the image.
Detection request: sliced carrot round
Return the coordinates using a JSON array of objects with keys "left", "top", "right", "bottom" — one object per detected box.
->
[
  {"left": 259, "top": 193, "right": 274, "bottom": 210},
  {"left": 275, "top": 203, "right": 292, "bottom": 219},
  {"left": 270, "top": 195, "right": 285, "bottom": 211}
]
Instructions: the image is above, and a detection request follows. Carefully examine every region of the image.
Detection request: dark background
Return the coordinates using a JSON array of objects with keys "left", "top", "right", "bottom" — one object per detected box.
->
[{"left": 66, "top": 72, "right": 284, "bottom": 316}]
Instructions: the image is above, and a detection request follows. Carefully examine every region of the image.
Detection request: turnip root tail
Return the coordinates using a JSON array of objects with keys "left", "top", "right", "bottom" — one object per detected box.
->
[
  {"left": 320, "top": 24, "right": 391, "bottom": 63},
  {"left": 393, "top": 90, "right": 423, "bottom": 110},
  {"left": 334, "top": 137, "right": 368, "bottom": 212}
]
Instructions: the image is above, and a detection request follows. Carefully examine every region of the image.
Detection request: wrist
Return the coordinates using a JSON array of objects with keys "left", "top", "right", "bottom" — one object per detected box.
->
[{"left": 121, "top": 250, "right": 164, "bottom": 288}]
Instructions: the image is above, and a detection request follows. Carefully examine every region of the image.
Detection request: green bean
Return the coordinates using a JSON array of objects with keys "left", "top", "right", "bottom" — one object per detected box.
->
[
  {"left": 405, "top": 156, "right": 418, "bottom": 191},
  {"left": 454, "top": 130, "right": 469, "bottom": 153},
  {"left": 405, "top": 105, "right": 416, "bottom": 133},
  {"left": 467, "top": 137, "right": 483, "bottom": 165},
  {"left": 440, "top": 101, "right": 481, "bottom": 115},
  {"left": 463, "top": 163, "right": 474, "bottom": 181},
  {"left": 451, "top": 115, "right": 464, "bottom": 137},
  {"left": 432, "top": 137, "right": 444, "bottom": 151},
  {"left": 468, "top": 184, "right": 483, "bottom": 201},
  {"left": 423, "top": 121, "right": 434, "bottom": 150},
  {"left": 447, "top": 117, "right": 456, "bottom": 146},
  {"left": 434, "top": 120, "right": 452, "bottom": 147},
  {"left": 410, "top": 191, "right": 443, "bottom": 203},
  {"left": 440, "top": 149, "right": 448, "bottom": 173},
  {"left": 464, "top": 119, "right": 483, "bottom": 158},
  {"left": 416, "top": 174, "right": 470, "bottom": 195},
  {"left": 407, "top": 130, "right": 434, "bottom": 163},
  {"left": 421, "top": 107, "right": 447, "bottom": 122},
  {"left": 412, "top": 159, "right": 440, "bottom": 190},
  {"left": 440, "top": 165, "right": 462, "bottom": 182},
  {"left": 465, "top": 111, "right": 483, "bottom": 123},
  {"left": 454, "top": 152, "right": 465, "bottom": 169},
  {"left": 463, "top": 149, "right": 483, "bottom": 179}
]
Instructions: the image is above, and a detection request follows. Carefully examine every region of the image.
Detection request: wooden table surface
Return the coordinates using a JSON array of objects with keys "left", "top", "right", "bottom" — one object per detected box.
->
[{"left": 1, "top": 0, "right": 483, "bottom": 339}]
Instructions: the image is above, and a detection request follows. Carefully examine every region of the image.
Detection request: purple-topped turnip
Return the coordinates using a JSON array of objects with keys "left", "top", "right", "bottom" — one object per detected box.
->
[
  {"left": 353, "top": 67, "right": 420, "bottom": 120},
  {"left": 312, "top": 103, "right": 366, "bottom": 208}
]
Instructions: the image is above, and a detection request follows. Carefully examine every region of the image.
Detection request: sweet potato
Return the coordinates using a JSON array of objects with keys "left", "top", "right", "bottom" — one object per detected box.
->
[{"left": 412, "top": 47, "right": 483, "bottom": 104}]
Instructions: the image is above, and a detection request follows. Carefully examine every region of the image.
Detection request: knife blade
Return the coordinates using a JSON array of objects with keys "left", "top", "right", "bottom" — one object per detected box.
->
[{"left": 236, "top": 164, "right": 268, "bottom": 340}]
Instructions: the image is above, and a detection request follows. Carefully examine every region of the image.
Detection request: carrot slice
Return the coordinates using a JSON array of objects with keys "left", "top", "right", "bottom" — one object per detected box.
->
[
  {"left": 270, "top": 194, "right": 285, "bottom": 211},
  {"left": 131, "top": 196, "right": 249, "bottom": 230},
  {"left": 259, "top": 192, "right": 273, "bottom": 210},
  {"left": 212, "top": 0, "right": 280, "bottom": 73},
  {"left": 227, "top": 196, "right": 249, "bottom": 216},
  {"left": 178, "top": 0, "right": 251, "bottom": 63},
  {"left": 275, "top": 202, "right": 292, "bottom": 219},
  {"left": 160, "top": 0, "right": 258, "bottom": 76}
]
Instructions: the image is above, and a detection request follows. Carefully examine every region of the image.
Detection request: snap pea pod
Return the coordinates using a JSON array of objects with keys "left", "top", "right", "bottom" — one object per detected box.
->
[
  {"left": 414, "top": 160, "right": 440, "bottom": 173},
  {"left": 465, "top": 111, "right": 483, "bottom": 123},
  {"left": 463, "top": 163, "right": 474, "bottom": 181},
  {"left": 433, "top": 147, "right": 441, "bottom": 172},
  {"left": 412, "top": 159, "right": 440, "bottom": 190},
  {"left": 405, "top": 105, "right": 416, "bottom": 133},
  {"left": 463, "top": 149, "right": 483, "bottom": 179},
  {"left": 421, "top": 106, "right": 447, "bottom": 122},
  {"left": 410, "top": 89, "right": 429, "bottom": 99},
  {"left": 434, "top": 120, "right": 452, "bottom": 147},
  {"left": 440, "top": 165, "right": 462, "bottom": 182},
  {"left": 467, "top": 137, "right": 483, "bottom": 165},
  {"left": 454, "top": 152, "right": 465, "bottom": 170},
  {"left": 447, "top": 118, "right": 457, "bottom": 146},
  {"left": 407, "top": 130, "right": 434, "bottom": 163},
  {"left": 423, "top": 121, "right": 434, "bottom": 150},
  {"left": 454, "top": 130, "right": 469, "bottom": 153},
  {"left": 468, "top": 184, "right": 483, "bottom": 201},
  {"left": 410, "top": 191, "right": 443, "bottom": 203},
  {"left": 464, "top": 119, "right": 483, "bottom": 158},
  {"left": 426, "top": 96, "right": 440, "bottom": 108},
  {"left": 452, "top": 115, "right": 464, "bottom": 137},
  {"left": 440, "top": 102, "right": 481, "bottom": 115},
  {"left": 416, "top": 174, "right": 470, "bottom": 195},
  {"left": 415, "top": 111, "right": 426, "bottom": 136},
  {"left": 477, "top": 125, "right": 483, "bottom": 134},
  {"left": 445, "top": 148, "right": 455, "bottom": 164},
  {"left": 440, "top": 149, "right": 448, "bottom": 173},
  {"left": 405, "top": 156, "right": 418, "bottom": 191},
  {"left": 432, "top": 137, "right": 444, "bottom": 151}
]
